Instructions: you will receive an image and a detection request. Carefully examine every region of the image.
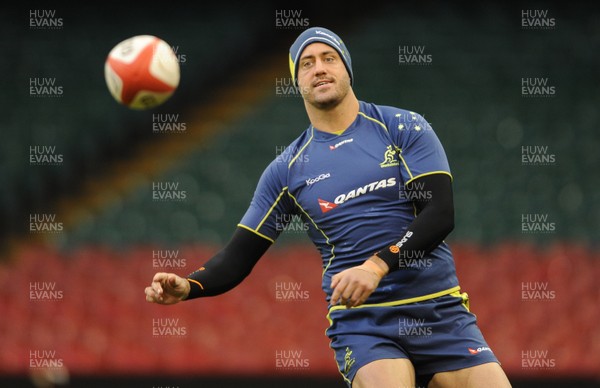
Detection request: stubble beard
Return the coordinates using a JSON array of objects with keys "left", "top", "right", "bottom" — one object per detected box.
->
[{"left": 302, "top": 77, "right": 351, "bottom": 111}]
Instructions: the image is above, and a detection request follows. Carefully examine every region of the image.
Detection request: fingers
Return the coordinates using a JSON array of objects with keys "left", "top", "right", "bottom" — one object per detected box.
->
[
  {"left": 167, "top": 273, "right": 182, "bottom": 289},
  {"left": 331, "top": 273, "right": 341, "bottom": 289},
  {"left": 331, "top": 271, "right": 362, "bottom": 308},
  {"left": 338, "top": 283, "right": 366, "bottom": 308},
  {"left": 348, "top": 286, "right": 366, "bottom": 308},
  {"left": 145, "top": 285, "right": 162, "bottom": 303},
  {"left": 151, "top": 272, "right": 169, "bottom": 294},
  {"left": 330, "top": 268, "right": 379, "bottom": 308},
  {"left": 330, "top": 273, "right": 346, "bottom": 306},
  {"left": 146, "top": 272, "right": 174, "bottom": 303},
  {"left": 168, "top": 274, "right": 178, "bottom": 287}
]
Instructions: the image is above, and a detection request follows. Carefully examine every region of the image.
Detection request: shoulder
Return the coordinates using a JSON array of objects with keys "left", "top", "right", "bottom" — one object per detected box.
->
[{"left": 359, "top": 102, "right": 429, "bottom": 131}]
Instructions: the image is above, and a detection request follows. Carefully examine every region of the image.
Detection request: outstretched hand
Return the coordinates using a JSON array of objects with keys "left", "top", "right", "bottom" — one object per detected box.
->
[{"left": 145, "top": 272, "right": 190, "bottom": 305}]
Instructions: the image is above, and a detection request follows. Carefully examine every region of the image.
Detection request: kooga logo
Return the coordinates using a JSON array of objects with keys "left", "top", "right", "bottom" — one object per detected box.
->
[{"left": 306, "top": 173, "right": 331, "bottom": 186}]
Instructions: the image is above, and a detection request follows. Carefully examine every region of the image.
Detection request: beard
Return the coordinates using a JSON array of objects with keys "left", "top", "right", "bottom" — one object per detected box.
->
[{"left": 301, "top": 75, "right": 351, "bottom": 111}]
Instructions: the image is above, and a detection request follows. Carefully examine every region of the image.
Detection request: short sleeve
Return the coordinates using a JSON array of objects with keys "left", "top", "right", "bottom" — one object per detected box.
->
[
  {"left": 238, "top": 158, "right": 296, "bottom": 243},
  {"left": 391, "top": 111, "right": 451, "bottom": 185}
]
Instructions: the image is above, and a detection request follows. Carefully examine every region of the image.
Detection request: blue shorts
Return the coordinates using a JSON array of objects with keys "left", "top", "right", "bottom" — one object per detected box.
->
[{"left": 326, "top": 290, "right": 499, "bottom": 387}]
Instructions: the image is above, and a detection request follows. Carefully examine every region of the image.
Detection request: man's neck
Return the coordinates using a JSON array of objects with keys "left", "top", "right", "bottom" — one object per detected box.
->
[{"left": 305, "top": 91, "right": 360, "bottom": 134}]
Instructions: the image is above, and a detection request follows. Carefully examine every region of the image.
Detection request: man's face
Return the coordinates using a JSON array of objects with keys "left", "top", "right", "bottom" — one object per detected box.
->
[{"left": 297, "top": 42, "right": 351, "bottom": 110}]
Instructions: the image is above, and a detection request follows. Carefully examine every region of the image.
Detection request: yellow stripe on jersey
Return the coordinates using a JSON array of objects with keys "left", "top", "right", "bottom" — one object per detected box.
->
[
  {"left": 358, "top": 111, "right": 387, "bottom": 131},
  {"left": 397, "top": 152, "right": 414, "bottom": 181},
  {"left": 287, "top": 192, "right": 336, "bottom": 277},
  {"left": 288, "top": 127, "right": 314, "bottom": 169},
  {"left": 256, "top": 187, "right": 289, "bottom": 231},
  {"left": 236, "top": 223, "right": 275, "bottom": 244},
  {"left": 406, "top": 171, "right": 453, "bottom": 185}
]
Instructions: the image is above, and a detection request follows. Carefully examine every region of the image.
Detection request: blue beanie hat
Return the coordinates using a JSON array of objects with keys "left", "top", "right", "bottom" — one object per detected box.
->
[{"left": 289, "top": 27, "right": 353, "bottom": 86}]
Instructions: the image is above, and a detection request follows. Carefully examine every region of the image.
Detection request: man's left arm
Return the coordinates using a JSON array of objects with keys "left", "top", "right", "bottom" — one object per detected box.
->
[
  {"left": 372, "top": 173, "right": 454, "bottom": 271},
  {"left": 330, "top": 173, "right": 453, "bottom": 308}
]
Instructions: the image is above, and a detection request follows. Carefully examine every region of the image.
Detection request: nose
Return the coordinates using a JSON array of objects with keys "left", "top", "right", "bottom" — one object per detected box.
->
[{"left": 313, "top": 58, "right": 327, "bottom": 76}]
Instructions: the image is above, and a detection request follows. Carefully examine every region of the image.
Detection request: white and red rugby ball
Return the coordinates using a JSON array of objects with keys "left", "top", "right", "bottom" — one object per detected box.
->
[{"left": 104, "top": 35, "right": 180, "bottom": 109}]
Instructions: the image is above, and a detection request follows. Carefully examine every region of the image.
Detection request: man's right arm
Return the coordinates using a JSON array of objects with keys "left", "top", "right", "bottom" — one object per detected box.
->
[
  {"left": 145, "top": 226, "right": 271, "bottom": 304},
  {"left": 146, "top": 151, "right": 293, "bottom": 305},
  {"left": 185, "top": 226, "right": 272, "bottom": 299}
]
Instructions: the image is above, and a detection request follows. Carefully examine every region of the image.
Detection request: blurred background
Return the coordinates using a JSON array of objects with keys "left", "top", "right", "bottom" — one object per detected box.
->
[{"left": 2, "top": 1, "right": 599, "bottom": 387}]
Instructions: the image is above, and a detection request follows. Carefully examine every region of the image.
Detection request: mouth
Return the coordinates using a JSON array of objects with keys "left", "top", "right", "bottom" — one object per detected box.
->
[{"left": 313, "top": 79, "right": 333, "bottom": 89}]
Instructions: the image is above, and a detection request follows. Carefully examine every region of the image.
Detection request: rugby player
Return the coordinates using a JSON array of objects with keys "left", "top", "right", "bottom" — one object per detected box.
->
[{"left": 145, "top": 27, "right": 512, "bottom": 388}]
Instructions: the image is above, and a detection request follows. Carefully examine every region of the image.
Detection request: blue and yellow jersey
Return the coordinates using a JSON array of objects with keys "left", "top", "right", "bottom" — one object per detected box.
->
[{"left": 239, "top": 101, "right": 458, "bottom": 305}]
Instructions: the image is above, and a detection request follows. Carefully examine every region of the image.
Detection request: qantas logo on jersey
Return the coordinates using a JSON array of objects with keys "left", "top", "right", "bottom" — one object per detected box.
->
[
  {"left": 329, "top": 138, "right": 353, "bottom": 150},
  {"left": 318, "top": 178, "right": 397, "bottom": 213},
  {"left": 318, "top": 198, "right": 338, "bottom": 213},
  {"left": 468, "top": 347, "right": 492, "bottom": 355}
]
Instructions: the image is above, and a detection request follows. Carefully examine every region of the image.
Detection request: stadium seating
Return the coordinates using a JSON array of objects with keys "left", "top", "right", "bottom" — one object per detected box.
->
[{"left": 1, "top": 242, "right": 599, "bottom": 378}]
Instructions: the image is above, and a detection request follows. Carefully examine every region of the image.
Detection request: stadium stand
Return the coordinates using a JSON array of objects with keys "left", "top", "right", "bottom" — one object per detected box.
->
[{"left": 1, "top": 242, "right": 599, "bottom": 379}]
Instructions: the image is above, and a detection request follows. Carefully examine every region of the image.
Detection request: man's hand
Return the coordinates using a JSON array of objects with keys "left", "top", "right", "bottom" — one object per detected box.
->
[
  {"left": 330, "top": 257, "right": 389, "bottom": 308},
  {"left": 145, "top": 272, "right": 190, "bottom": 305}
]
